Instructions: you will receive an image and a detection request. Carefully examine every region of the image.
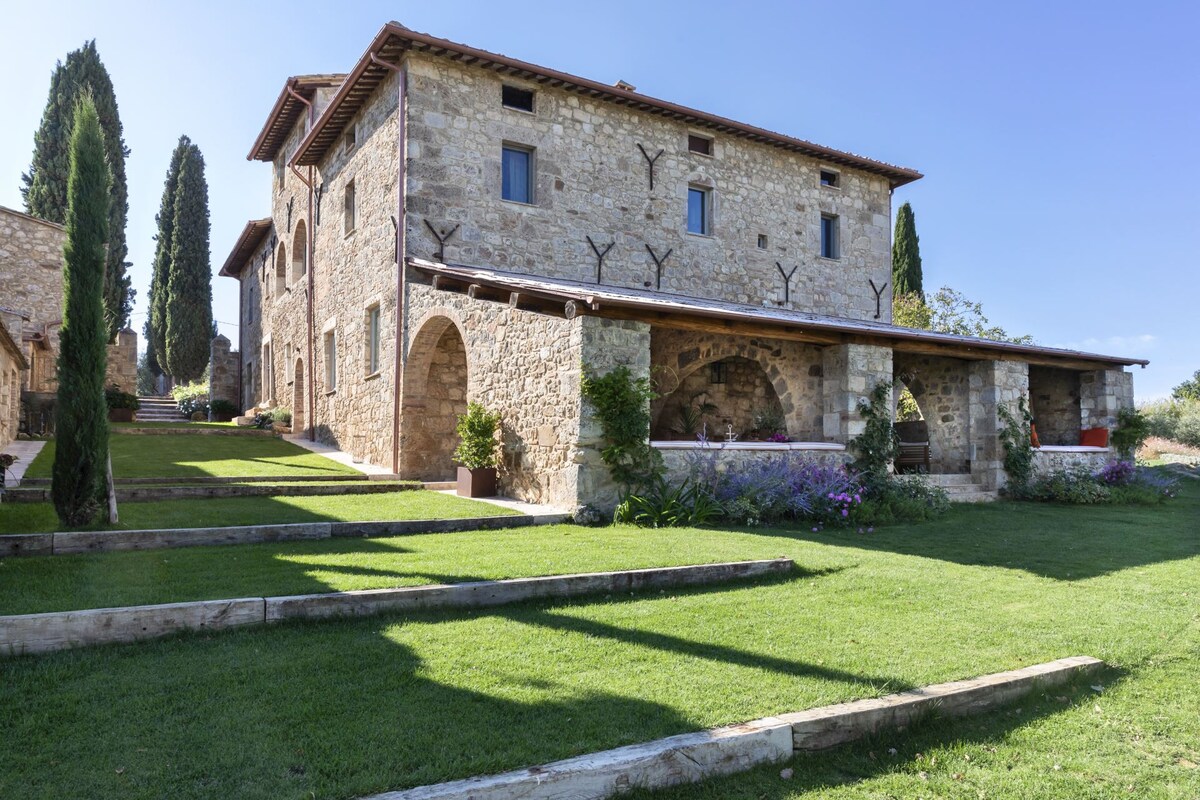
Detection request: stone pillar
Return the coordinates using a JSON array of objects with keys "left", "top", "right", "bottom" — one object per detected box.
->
[
  {"left": 104, "top": 328, "right": 138, "bottom": 391},
  {"left": 1080, "top": 368, "right": 1134, "bottom": 431},
  {"left": 207, "top": 335, "right": 239, "bottom": 417},
  {"left": 820, "top": 343, "right": 892, "bottom": 443},
  {"left": 573, "top": 317, "right": 652, "bottom": 513},
  {"left": 968, "top": 360, "right": 1028, "bottom": 490}
]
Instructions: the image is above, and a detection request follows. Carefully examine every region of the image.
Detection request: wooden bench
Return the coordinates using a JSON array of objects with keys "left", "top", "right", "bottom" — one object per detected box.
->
[{"left": 894, "top": 420, "right": 931, "bottom": 474}]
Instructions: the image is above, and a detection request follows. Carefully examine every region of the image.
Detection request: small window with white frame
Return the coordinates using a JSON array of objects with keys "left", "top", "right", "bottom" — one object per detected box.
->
[
  {"left": 365, "top": 304, "right": 381, "bottom": 375},
  {"left": 324, "top": 330, "right": 337, "bottom": 391},
  {"left": 687, "top": 186, "right": 711, "bottom": 235},
  {"left": 343, "top": 179, "right": 356, "bottom": 236},
  {"left": 820, "top": 214, "right": 840, "bottom": 259}
]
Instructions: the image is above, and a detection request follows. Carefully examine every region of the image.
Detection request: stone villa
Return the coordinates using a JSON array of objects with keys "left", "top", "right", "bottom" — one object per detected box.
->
[{"left": 220, "top": 22, "right": 1146, "bottom": 509}]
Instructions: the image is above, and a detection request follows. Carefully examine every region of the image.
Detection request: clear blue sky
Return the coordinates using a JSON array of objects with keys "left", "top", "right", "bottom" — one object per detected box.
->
[{"left": 1, "top": 0, "right": 1195, "bottom": 399}]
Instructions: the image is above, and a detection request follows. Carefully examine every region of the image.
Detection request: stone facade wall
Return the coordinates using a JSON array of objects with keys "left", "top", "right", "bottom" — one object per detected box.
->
[
  {"left": 0, "top": 207, "right": 63, "bottom": 393},
  {"left": 968, "top": 360, "right": 1029, "bottom": 490},
  {"left": 1032, "top": 449, "right": 1113, "bottom": 476},
  {"left": 1028, "top": 366, "right": 1081, "bottom": 446},
  {"left": 0, "top": 337, "right": 20, "bottom": 447},
  {"left": 821, "top": 344, "right": 892, "bottom": 443},
  {"left": 104, "top": 328, "right": 137, "bottom": 392},
  {"left": 649, "top": 328, "right": 825, "bottom": 441},
  {"left": 402, "top": 52, "right": 894, "bottom": 321},
  {"left": 209, "top": 335, "right": 239, "bottom": 408},
  {"left": 404, "top": 282, "right": 590, "bottom": 506},
  {"left": 894, "top": 353, "right": 972, "bottom": 473},
  {"left": 1080, "top": 369, "right": 1134, "bottom": 431}
]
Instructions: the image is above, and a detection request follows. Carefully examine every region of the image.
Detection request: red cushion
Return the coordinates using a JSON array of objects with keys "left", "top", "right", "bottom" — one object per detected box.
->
[
  {"left": 1030, "top": 424, "right": 1041, "bottom": 449},
  {"left": 1079, "top": 428, "right": 1109, "bottom": 447}
]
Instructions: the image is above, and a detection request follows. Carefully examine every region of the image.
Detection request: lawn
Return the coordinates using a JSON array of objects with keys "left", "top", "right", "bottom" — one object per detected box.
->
[
  {"left": 1, "top": 481, "right": 1196, "bottom": 799},
  {"left": 23, "top": 432, "right": 363, "bottom": 479},
  {"left": 0, "top": 491, "right": 514, "bottom": 536}
]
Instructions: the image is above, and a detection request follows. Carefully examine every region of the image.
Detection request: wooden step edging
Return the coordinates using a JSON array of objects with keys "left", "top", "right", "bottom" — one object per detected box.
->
[
  {"left": 0, "top": 558, "right": 793, "bottom": 656},
  {"left": 0, "top": 513, "right": 569, "bottom": 558},
  {"left": 2, "top": 481, "right": 421, "bottom": 504},
  {"left": 118, "top": 426, "right": 279, "bottom": 437},
  {"left": 360, "top": 656, "right": 1104, "bottom": 800}
]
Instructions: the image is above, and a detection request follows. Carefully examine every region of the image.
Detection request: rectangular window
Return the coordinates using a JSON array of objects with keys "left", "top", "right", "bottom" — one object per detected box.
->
[
  {"left": 285, "top": 341, "right": 293, "bottom": 383},
  {"left": 688, "top": 134, "right": 713, "bottom": 156},
  {"left": 275, "top": 160, "right": 284, "bottom": 192},
  {"left": 501, "top": 145, "right": 534, "bottom": 204},
  {"left": 757, "top": 234, "right": 768, "bottom": 249},
  {"left": 262, "top": 343, "right": 274, "bottom": 401},
  {"left": 366, "top": 305, "right": 380, "bottom": 375},
  {"left": 687, "top": 187, "right": 709, "bottom": 235},
  {"left": 820, "top": 214, "right": 840, "bottom": 259},
  {"left": 324, "top": 330, "right": 337, "bottom": 391},
  {"left": 343, "top": 125, "right": 356, "bottom": 154},
  {"left": 343, "top": 180, "right": 356, "bottom": 235},
  {"left": 501, "top": 85, "right": 534, "bottom": 113},
  {"left": 820, "top": 170, "right": 840, "bottom": 187}
]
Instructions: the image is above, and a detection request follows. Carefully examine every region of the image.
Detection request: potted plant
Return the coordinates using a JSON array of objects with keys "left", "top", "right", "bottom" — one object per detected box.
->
[
  {"left": 105, "top": 384, "right": 140, "bottom": 423},
  {"left": 454, "top": 401, "right": 501, "bottom": 497}
]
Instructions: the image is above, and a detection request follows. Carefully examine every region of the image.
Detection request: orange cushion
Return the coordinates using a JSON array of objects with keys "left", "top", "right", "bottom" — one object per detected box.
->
[
  {"left": 1079, "top": 428, "right": 1109, "bottom": 447},
  {"left": 1030, "top": 424, "right": 1041, "bottom": 449}
]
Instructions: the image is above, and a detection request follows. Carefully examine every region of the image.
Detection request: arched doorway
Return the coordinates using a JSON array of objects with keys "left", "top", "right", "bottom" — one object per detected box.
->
[
  {"left": 400, "top": 316, "right": 469, "bottom": 481},
  {"left": 292, "top": 358, "right": 305, "bottom": 433},
  {"left": 894, "top": 354, "right": 972, "bottom": 473}
]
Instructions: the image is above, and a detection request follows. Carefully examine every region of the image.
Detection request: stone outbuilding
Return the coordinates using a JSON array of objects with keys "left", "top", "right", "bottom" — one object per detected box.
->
[{"left": 221, "top": 23, "right": 1147, "bottom": 510}]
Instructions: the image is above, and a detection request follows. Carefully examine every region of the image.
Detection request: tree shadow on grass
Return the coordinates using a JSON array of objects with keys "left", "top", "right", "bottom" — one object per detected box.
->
[
  {"left": 752, "top": 482, "right": 1200, "bottom": 581},
  {"left": 619, "top": 665, "right": 1129, "bottom": 799},
  {"left": 0, "top": 570, "right": 900, "bottom": 800}
]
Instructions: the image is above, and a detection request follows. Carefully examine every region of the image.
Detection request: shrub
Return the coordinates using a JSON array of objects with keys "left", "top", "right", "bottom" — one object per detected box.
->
[
  {"left": 1141, "top": 399, "right": 1200, "bottom": 449},
  {"left": 172, "top": 381, "right": 209, "bottom": 417},
  {"left": 453, "top": 402, "right": 501, "bottom": 469},
  {"left": 1028, "top": 466, "right": 1111, "bottom": 504},
  {"left": 1096, "top": 459, "right": 1136, "bottom": 486},
  {"left": 614, "top": 476, "right": 723, "bottom": 528},
  {"left": 273, "top": 407, "right": 292, "bottom": 427},
  {"left": 252, "top": 411, "right": 273, "bottom": 429},
  {"left": 998, "top": 396, "right": 1034, "bottom": 495},
  {"left": 853, "top": 473, "right": 950, "bottom": 525},
  {"left": 189, "top": 410, "right": 207, "bottom": 422},
  {"left": 581, "top": 365, "right": 662, "bottom": 492},
  {"left": 104, "top": 385, "right": 139, "bottom": 410},
  {"left": 209, "top": 398, "right": 237, "bottom": 417},
  {"left": 1112, "top": 407, "right": 1150, "bottom": 459}
]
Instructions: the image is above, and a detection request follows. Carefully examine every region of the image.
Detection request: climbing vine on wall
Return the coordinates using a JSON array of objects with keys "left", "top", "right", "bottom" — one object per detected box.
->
[
  {"left": 997, "top": 395, "right": 1035, "bottom": 494},
  {"left": 849, "top": 381, "right": 899, "bottom": 481},
  {"left": 580, "top": 364, "right": 663, "bottom": 493}
]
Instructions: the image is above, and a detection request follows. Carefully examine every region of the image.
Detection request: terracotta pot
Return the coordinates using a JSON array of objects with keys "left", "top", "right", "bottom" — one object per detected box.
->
[
  {"left": 108, "top": 408, "right": 135, "bottom": 423},
  {"left": 457, "top": 466, "right": 497, "bottom": 498}
]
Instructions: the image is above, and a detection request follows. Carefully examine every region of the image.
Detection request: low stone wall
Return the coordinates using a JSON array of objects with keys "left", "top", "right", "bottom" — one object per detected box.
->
[
  {"left": 657, "top": 442, "right": 852, "bottom": 482},
  {"left": 1032, "top": 447, "right": 1113, "bottom": 476}
]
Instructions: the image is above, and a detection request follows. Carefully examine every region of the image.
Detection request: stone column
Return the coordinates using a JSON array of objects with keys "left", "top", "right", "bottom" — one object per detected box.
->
[
  {"left": 208, "top": 335, "right": 239, "bottom": 413},
  {"left": 821, "top": 343, "right": 892, "bottom": 444},
  {"left": 104, "top": 328, "right": 138, "bottom": 391},
  {"left": 573, "top": 317, "right": 652, "bottom": 513},
  {"left": 1079, "top": 368, "right": 1134, "bottom": 431},
  {"left": 968, "top": 360, "right": 1028, "bottom": 490}
]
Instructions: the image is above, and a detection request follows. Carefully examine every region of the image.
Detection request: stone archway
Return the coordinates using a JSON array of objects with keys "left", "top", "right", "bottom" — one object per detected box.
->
[
  {"left": 292, "top": 358, "right": 305, "bottom": 433},
  {"left": 894, "top": 353, "right": 972, "bottom": 473},
  {"left": 652, "top": 356, "right": 786, "bottom": 440},
  {"left": 400, "top": 315, "right": 469, "bottom": 481}
]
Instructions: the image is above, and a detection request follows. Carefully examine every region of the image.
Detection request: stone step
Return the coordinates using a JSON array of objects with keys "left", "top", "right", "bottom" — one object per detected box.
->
[
  {"left": 950, "top": 490, "right": 999, "bottom": 503},
  {"left": 924, "top": 473, "right": 977, "bottom": 486}
]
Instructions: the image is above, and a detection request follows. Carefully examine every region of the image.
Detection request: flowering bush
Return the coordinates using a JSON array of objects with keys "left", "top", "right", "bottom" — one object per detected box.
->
[{"left": 1096, "top": 459, "right": 1136, "bottom": 486}]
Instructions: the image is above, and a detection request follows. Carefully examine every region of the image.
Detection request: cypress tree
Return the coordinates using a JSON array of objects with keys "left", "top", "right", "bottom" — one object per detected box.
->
[
  {"left": 21, "top": 40, "right": 132, "bottom": 339},
  {"left": 52, "top": 96, "right": 111, "bottom": 528},
  {"left": 163, "top": 143, "right": 213, "bottom": 383},
  {"left": 891, "top": 202, "right": 924, "bottom": 300},
  {"left": 148, "top": 136, "right": 189, "bottom": 376}
]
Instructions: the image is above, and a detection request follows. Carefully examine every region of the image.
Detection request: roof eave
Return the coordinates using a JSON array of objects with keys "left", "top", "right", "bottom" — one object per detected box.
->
[{"left": 219, "top": 218, "right": 273, "bottom": 278}]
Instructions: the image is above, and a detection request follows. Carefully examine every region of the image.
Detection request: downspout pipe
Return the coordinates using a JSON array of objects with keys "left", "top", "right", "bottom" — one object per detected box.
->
[
  {"left": 370, "top": 52, "right": 406, "bottom": 475},
  {"left": 286, "top": 84, "right": 318, "bottom": 443}
]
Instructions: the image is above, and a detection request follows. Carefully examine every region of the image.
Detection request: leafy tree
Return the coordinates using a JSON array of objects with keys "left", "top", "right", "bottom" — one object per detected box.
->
[
  {"left": 892, "top": 291, "right": 932, "bottom": 330},
  {"left": 891, "top": 202, "right": 923, "bottom": 300},
  {"left": 148, "top": 136, "right": 188, "bottom": 374},
  {"left": 1171, "top": 370, "right": 1200, "bottom": 403},
  {"left": 22, "top": 40, "right": 132, "bottom": 338},
  {"left": 927, "top": 287, "right": 1033, "bottom": 344},
  {"left": 163, "top": 142, "right": 212, "bottom": 382},
  {"left": 51, "top": 96, "right": 111, "bottom": 528}
]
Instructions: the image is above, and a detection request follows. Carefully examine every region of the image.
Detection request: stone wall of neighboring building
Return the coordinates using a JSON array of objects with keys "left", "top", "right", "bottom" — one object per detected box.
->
[
  {"left": 894, "top": 353, "right": 972, "bottom": 473},
  {"left": 0, "top": 325, "right": 25, "bottom": 447},
  {"left": 209, "top": 335, "right": 239, "bottom": 409},
  {"left": 649, "top": 329, "right": 824, "bottom": 441},
  {"left": 402, "top": 52, "right": 895, "bottom": 322},
  {"left": 1029, "top": 365, "right": 1081, "bottom": 446},
  {"left": 0, "top": 206, "right": 64, "bottom": 393},
  {"left": 104, "top": 328, "right": 138, "bottom": 393}
]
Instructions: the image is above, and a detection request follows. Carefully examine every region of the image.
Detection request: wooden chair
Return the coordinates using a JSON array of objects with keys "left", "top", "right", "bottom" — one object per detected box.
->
[{"left": 894, "top": 420, "right": 931, "bottom": 474}]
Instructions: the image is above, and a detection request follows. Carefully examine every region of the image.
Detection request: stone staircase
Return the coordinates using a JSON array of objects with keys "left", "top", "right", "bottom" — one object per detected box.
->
[
  {"left": 135, "top": 396, "right": 186, "bottom": 423},
  {"left": 925, "top": 473, "right": 998, "bottom": 503}
]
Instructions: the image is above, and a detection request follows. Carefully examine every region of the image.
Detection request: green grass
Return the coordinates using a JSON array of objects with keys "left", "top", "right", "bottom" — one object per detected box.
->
[
  {"left": 24, "top": 433, "right": 362, "bottom": 479},
  {"left": 0, "top": 491, "right": 515, "bottom": 537},
  {"left": 1, "top": 484, "right": 1197, "bottom": 799}
]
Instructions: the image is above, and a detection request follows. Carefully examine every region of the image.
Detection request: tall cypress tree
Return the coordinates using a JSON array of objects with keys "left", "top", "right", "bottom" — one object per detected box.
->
[
  {"left": 891, "top": 202, "right": 924, "bottom": 301},
  {"left": 52, "top": 96, "right": 111, "bottom": 528},
  {"left": 163, "top": 142, "right": 212, "bottom": 383},
  {"left": 21, "top": 40, "right": 132, "bottom": 339},
  {"left": 148, "top": 136, "right": 189, "bottom": 376}
]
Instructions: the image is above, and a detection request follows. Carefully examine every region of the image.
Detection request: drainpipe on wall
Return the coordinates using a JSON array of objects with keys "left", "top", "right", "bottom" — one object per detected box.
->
[
  {"left": 286, "top": 84, "right": 318, "bottom": 442},
  {"left": 369, "top": 52, "right": 407, "bottom": 475}
]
